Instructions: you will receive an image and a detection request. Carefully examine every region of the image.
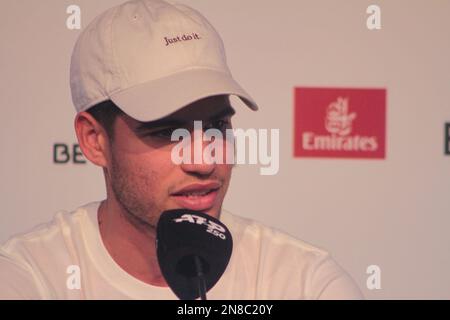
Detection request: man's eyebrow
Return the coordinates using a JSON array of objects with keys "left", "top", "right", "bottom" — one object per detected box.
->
[{"left": 134, "top": 106, "right": 236, "bottom": 132}]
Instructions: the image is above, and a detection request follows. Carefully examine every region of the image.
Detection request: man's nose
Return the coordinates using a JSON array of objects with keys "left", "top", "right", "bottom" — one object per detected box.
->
[{"left": 179, "top": 128, "right": 216, "bottom": 176}]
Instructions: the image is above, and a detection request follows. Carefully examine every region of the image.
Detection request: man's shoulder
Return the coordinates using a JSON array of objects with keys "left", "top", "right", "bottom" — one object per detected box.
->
[
  {"left": 220, "top": 209, "right": 364, "bottom": 299},
  {"left": 0, "top": 201, "right": 99, "bottom": 259},
  {"left": 221, "top": 209, "right": 330, "bottom": 260},
  {"left": 0, "top": 202, "right": 100, "bottom": 299}
]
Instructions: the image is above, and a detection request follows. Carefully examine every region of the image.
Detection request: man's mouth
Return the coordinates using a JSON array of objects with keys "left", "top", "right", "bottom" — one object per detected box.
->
[{"left": 171, "top": 182, "right": 221, "bottom": 211}]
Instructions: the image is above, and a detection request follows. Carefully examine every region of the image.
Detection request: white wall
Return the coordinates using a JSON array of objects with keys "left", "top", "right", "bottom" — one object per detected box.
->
[{"left": 1, "top": 0, "right": 449, "bottom": 299}]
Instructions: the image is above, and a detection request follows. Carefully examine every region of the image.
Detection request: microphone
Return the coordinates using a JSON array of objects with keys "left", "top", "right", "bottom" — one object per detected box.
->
[{"left": 156, "top": 209, "right": 233, "bottom": 300}]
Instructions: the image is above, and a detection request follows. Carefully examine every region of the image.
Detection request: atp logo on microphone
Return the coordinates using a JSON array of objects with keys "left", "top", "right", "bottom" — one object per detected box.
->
[
  {"left": 174, "top": 214, "right": 227, "bottom": 240},
  {"left": 294, "top": 87, "right": 386, "bottom": 159}
]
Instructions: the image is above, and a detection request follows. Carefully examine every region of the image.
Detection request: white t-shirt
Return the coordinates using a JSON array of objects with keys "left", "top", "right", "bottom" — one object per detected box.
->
[{"left": 0, "top": 201, "right": 363, "bottom": 299}]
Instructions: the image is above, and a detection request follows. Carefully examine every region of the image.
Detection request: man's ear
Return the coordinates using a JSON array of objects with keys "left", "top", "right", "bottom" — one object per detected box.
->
[{"left": 74, "top": 112, "right": 110, "bottom": 168}]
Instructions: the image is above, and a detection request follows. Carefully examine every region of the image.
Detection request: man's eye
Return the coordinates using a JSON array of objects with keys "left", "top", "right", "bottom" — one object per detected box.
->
[
  {"left": 147, "top": 128, "right": 177, "bottom": 139},
  {"left": 206, "top": 119, "right": 231, "bottom": 131}
]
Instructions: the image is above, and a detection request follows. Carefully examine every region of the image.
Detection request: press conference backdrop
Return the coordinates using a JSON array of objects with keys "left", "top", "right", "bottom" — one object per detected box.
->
[{"left": 1, "top": 0, "right": 449, "bottom": 299}]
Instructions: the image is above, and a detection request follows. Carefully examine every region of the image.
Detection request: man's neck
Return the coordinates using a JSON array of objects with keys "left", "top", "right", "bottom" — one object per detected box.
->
[{"left": 97, "top": 199, "right": 168, "bottom": 287}]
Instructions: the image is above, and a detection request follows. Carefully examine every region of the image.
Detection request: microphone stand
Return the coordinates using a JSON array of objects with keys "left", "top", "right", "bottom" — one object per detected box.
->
[{"left": 194, "top": 255, "right": 207, "bottom": 300}]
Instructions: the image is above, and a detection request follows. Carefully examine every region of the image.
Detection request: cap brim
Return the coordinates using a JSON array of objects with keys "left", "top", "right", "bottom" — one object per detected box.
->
[{"left": 110, "top": 68, "right": 258, "bottom": 122}]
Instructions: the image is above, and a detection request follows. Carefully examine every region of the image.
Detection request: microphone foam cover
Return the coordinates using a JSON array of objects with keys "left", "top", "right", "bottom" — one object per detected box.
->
[{"left": 156, "top": 209, "right": 233, "bottom": 300}]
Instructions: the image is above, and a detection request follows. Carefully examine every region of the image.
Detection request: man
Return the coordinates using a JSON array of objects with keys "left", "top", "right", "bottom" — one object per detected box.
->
[{"left": 0, "top": 0, "right": 363, "bottom": 299}]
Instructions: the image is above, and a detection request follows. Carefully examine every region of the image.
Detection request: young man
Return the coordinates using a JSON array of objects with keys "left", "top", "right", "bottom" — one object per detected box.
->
[{"left": 0, "top": 0, "right": 363, "bottom": 299}]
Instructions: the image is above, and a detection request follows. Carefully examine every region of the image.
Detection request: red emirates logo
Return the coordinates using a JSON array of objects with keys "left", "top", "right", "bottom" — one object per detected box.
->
[{"left": 294, "top": 87, "right": 386, "bottom": 159}]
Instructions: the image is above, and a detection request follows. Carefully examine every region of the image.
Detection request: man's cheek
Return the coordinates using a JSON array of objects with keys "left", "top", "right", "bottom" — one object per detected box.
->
[{"left": 220, "top": 163, "right": 233, "bottom": 176}]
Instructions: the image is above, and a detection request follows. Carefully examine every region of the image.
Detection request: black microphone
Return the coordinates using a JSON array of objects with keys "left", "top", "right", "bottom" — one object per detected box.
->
[{"left": 156, "top": 209, "right": 233, "bottom": 300}]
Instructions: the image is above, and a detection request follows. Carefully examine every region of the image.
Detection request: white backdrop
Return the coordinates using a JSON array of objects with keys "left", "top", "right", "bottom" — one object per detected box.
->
[{"left": 1, "top": 0, "right": 449, "bottom": 299}]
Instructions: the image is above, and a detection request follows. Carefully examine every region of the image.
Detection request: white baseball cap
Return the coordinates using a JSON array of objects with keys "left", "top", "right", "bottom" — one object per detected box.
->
[{"left": 70, "top": 0, "right": 258, "bottom": 121}]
